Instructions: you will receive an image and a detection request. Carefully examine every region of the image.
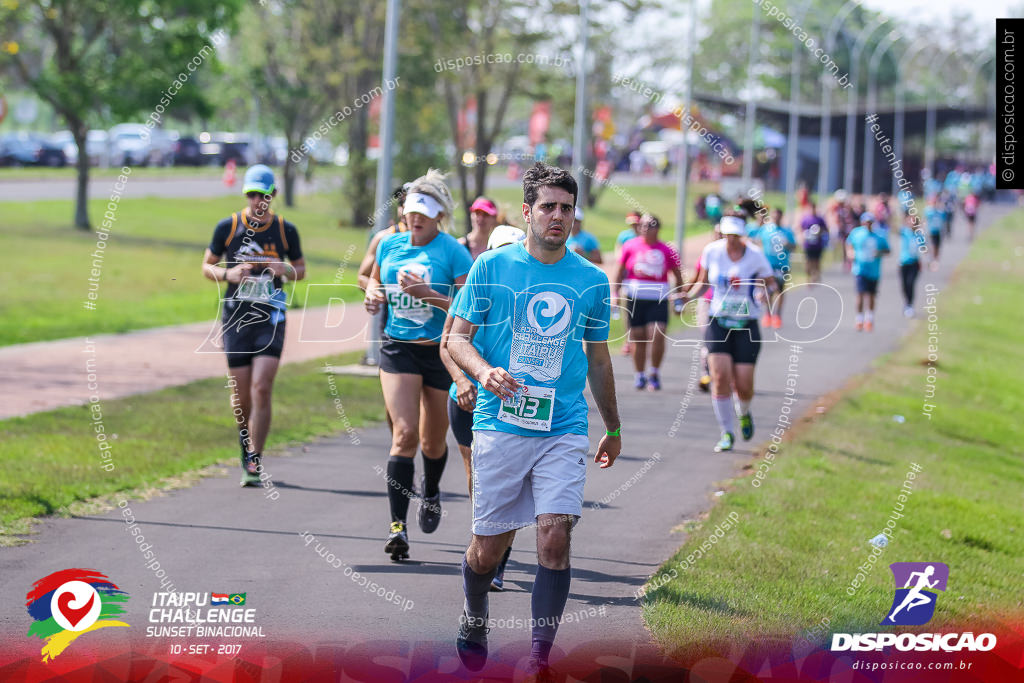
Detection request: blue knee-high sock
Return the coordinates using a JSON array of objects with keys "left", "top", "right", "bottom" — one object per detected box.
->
[
  {"left": 462, "top": 555, "right": 496, "bottom": 621},
  {"left": 531, "top": 565, "right": 570, "bottom": 661}
]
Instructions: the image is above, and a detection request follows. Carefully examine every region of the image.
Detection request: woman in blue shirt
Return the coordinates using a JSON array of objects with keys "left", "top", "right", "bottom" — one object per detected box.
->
[
  {"left": 365, "top": 169, "right": 474, "bottom": 560},
  {"left": 898, "top": 212, "right": 928, "bottom": 317}
]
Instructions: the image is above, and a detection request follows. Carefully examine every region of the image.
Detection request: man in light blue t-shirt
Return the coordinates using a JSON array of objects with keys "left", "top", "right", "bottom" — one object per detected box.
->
[
  {"left": 447, "top": 162, "right": 621, "bottom": 676},
  {"left": 845, "top": 212, "right": 890, "bottom": 332}
]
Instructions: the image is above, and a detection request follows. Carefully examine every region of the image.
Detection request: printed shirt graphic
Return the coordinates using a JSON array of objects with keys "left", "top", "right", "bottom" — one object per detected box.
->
[
  {"left": 377, "top": 231, "right": 473, "bottom": 341},
  {"left": 700, "top": 239, "right": 773, "bottom": 321},
  {"left": 882, "top": 562, "right": 948, "bottom": 626},
  {"left": 847, "top": 226, "right": 890, "bottom": 280},
  {"left": 800, "top": 214, "right": 829, "bottom": 248},
  {"left": 452, "top": 241, "right": 611, "bottom": 436},
  {"left": 899, "top": 226, "right": 926, "bottom": 265},
  {"left": 619, "top": 239, "right": 680, "bottom": 300},
  {"left": 209, "top": 211, "right": 302, "bottom": 323}
]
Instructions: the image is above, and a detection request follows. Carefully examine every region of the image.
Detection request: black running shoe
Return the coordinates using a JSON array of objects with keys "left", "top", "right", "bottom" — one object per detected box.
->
[
  {"left": 418, "top": 475, "right": 442, "bottom": 534},
  {"left": 455, "top": 609, "right": 489, "bottom": 671},
  {"left": 384, "top": 521, "right": 409, "bottom": 561}
]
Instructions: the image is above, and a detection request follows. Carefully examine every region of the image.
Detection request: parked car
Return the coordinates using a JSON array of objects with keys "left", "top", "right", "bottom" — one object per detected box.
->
[
  {"left": 0, "top": 133, "right": 67, "bottom": 167},
  {"left": 108, "top": 124, "right": 153, "bottom": 166},
  {"left": 263, "top": 136, "right": 288, "bottom": 166},
  {"left": 172, "top": 136, "right": 203, "bottom": 166},
  {"left": 212, "top": 132, "right": 254, "bottom": 166},
  {"left": 147, "top": 128, "right": 179, "bottom": 167},
  {"left": 49, "top": 130, "right": 110, "bottom": 166}
]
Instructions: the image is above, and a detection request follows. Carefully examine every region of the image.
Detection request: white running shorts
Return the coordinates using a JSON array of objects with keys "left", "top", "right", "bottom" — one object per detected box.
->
[{"left": 470, "top": 430, "right": 589, "bottom": 536}]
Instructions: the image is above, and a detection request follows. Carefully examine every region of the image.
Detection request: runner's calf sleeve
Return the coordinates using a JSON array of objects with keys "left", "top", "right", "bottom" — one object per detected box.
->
[
  {"left": 531, "top": 565, "right": 571, "bottom": 660},
  {"left": 463, "top": 555, "right": 496, "bottom": 621},
  {"left": 421, "top": 447, "right": 447, "bottom": 498},
  {"left": 386, "top": 456, "right": 415, "bottom": 523},
  {"left": 712, "top": 395, "right": 735, "bottom": 434}
]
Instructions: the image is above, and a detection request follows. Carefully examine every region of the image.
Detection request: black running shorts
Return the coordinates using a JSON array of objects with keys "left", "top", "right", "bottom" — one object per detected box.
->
[
  {"left": 222, "top": 315, "right": 286, "bottom": 368},
  {"left": 379, "top": 338, "right": 452, "bottom": 391},
  {"left": 704, "top": 317, "right": 761, "bottom": 364},
  {"left": 626, "top": 297, "right": 669, "bottom": 328},
  {"left": 447, "top": 395, "right": 474, "bottom": 448}
]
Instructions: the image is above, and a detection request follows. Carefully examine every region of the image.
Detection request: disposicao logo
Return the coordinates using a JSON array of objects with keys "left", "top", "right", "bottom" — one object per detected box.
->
[
  {"left": 831, "top": 562, "right": 997, "bottom": 653},
  {"left": 882, "top": 562, "right": 948, "bottom": 626},
  {"left": 25, "top": 569, "right": 130, "bottom": 662}
]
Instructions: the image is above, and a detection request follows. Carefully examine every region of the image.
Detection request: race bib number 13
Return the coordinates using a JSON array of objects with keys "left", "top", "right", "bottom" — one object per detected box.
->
[{"left": 498, "top": 385, "right": 555, "bottom": 431}]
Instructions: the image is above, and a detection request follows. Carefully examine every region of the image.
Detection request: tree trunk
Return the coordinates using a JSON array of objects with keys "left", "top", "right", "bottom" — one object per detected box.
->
[
  {"left": 346, "top": 100, "right": 374, "bottom": 228},
  {"left": 473, "top": 89, "right": 488, "bottom": 200},
  {"left": 71, "top": 119, "right": 91, "bottom": 230},
  {"left": 442, "top": 80, "right": 472, "bottom": 235},
  {"left": 283, "top": 137, "right": 297, "bottom": 208}
]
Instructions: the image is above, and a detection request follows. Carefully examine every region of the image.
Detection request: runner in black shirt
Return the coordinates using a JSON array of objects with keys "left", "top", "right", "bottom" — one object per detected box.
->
[{"left": 202, "top": 165, "right": 306, "bottom": 486}]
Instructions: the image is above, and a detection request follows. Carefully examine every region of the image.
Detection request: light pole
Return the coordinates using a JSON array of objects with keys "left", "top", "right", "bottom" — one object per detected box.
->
[
  {"left": 817, "top": 0, "right": 860, "bottom": 197},
  {"left": 366, "top": 0, "right": 401, "bottom": 366},
  {"left": 863, "top": 29, "right": 900, "bottom": 195},
  {"left": 924, "top": 51, "right": 955, "bottom": 177},
  {"left": 892, "top": 42, "right": 930, "bottom": 198},
  {"left": 571, "top": 0, "right": 589, "bottom": 187},
  {"left": 844, "top": 16, "right": 890, "bottom": 193},
  {"left": 784, "top": 0, "right": 811, "bottom": 222},
  {"left": 673, "top": 0, "right": 698, "bottom": 261},
  {"left": 741, "top": 7, "right": 761, "bottom": 188}
]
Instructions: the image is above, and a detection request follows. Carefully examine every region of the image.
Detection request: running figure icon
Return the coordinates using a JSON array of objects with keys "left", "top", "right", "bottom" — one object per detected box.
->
[{"left": 886, "top": 565, "right": 939, "bottom": 623}]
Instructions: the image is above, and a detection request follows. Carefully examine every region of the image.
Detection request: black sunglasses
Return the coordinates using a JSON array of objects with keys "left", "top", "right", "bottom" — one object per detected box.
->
[{"left": 246, "top": 191, "right": 272, "bottom": 199}]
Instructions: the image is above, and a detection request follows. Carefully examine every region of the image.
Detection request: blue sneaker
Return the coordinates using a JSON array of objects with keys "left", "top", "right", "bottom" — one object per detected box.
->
[
  {"left": 740, "top": 413, "right": 754, "bottom": 440},
  {"left": 647, "top": 372, "right": 661, "bottom": 391},
  {"left": 456, "top": 610, "right": 489, "bottom": 671},
  {"left": 634, "top": 375, "right": 647, "bottom": 391},
  {"left": 714, "top": 432, "right": 734, "bottom": 453}
]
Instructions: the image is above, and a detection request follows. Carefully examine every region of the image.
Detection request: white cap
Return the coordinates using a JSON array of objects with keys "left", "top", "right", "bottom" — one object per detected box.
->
[
  {"left": 486, "top": 225, "right": 526, "bottom": 250},
  {"left": 404, "top": 192, "right": 444, "bottom": 219},
  {"left": 719, "top": 216, "right": 745, "bottom": 235},
  {"left": 574, "top": 206, "right": 584, "bottom": 221}
]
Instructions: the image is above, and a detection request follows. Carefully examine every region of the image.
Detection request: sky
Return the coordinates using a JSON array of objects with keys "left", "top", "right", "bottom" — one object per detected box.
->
[{"left": 857, "top": 0, "right": 1017, "bottom": 22}]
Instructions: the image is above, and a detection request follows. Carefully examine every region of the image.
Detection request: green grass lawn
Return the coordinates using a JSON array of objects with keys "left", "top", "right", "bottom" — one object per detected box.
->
[
  {"left": 0, "top": 166, "right": 224, "bottom": 180},
  {"left": 0, "top": 351, "right": 385, "bottom": 543},
  {"left": 641, "top": 209, "right": 1024, "bottom": 653},
  {"left": 1, "top": 193, "right": 369, "bottom": 346}
]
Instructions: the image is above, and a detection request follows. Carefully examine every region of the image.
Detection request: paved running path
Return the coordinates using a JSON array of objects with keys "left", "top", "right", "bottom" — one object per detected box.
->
[
  {"left": 0, "top": 206, "right": 1010, "bottom": 676},
  {"left": 0, "top": 305, "right": 372, "bottom": 419}
]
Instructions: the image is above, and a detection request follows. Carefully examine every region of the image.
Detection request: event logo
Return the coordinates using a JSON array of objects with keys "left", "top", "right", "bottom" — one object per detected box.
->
[
  {"left": 882, "top": 562, "right": 948, "bottom": 626},
  {"left": 526, "top": 292, "right": 573, "bottom": 337},
  {"left": 25, "top": 569, "right": 130, "bottom": 662}
]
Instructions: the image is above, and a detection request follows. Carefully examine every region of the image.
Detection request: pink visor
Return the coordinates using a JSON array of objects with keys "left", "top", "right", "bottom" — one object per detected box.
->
[{"left": 469, "top": 198, "right": 498, "bottom": 216}]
